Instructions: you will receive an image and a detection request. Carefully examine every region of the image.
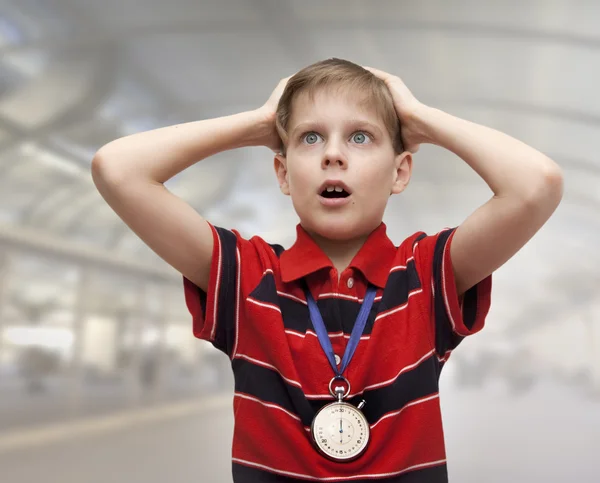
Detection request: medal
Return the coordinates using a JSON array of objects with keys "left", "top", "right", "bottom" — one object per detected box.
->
[{"left": 304, "top": 283, "right": 376, "bottom": 462}]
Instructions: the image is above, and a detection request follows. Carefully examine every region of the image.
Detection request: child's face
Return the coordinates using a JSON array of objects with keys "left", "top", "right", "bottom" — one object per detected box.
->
[{"left": 275, "top": 88, "right": 411, "bottom": 241}]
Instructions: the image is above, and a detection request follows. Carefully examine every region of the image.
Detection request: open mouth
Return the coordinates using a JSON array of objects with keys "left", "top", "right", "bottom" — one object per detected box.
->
[
  {"left": 320, "top": 187, "right": 351, "bottom": 199},
  {"left": 318, "top": 181, "right": 352, "bottom": 199}
]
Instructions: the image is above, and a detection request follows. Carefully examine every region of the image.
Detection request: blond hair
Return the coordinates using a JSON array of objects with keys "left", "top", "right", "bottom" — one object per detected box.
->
[{"left": 275, "top": 58, "right": 404, "bottom": 155}]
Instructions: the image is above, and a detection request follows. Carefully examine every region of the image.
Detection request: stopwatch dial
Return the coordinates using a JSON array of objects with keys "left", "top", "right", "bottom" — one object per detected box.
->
[{"left": 312, "top": 402, "right": 369, "bottom": 461}]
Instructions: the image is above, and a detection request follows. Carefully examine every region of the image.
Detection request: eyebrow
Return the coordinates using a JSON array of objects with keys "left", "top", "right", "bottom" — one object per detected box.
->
[{"left": 291, "top": 119, "right": 384, "bottom": 137}]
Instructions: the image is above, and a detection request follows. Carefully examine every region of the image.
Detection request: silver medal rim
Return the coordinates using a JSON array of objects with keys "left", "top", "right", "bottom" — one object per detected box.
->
[
  {"left": 328, "top": 375, "right": 351, "bottom": 399},
  {"left": 310, "top": 401, "right": 370, "bottom": 462}
]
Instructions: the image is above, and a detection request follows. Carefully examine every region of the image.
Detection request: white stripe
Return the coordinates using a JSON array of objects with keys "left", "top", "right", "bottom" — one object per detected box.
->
[
  {"left": 234, "top": 353, "right": 302, "bottom": 388},
  {"left": 441, "top": 236, "right": 458, "bottom": 332},
  {"left": 232, "top": 457, "right": 447, "bottom": 481},
  {"left": 246, "top": 297, "right": 282, "bottom": 313},
  {"left": 284, "top": 329, "right": 307, "bottom": 339},
  {"left": 438, "top": 349, "right": 452, "bottom": 362},
  {"left": 363, "top": 350, "right": 435, "bottom": 392},
  {"left": 210, "top": 229, "right": 222, "bottom": 341},
  {"left": 370, "top": 393, "right": 439, "bottom": 429},
  {"left": 317, "top": 293, "right": 381, "bottom": 302},
  {"left": 310, "top": 330, "right": 368, "bottom": 340},
  {"left": 277, "top": 290, "right": 307, "bottom": 304},
  {"left": 318, "top": 292, "right": 358, "bottom": 301},
  {"left": 304, "top": 392, "right": 337, "bottom": 400},
  {"left": 284, "top": 330, "right": 370, "bottom": 341},
  {"left": 232, "top": 247, "right": 242, "bottom": 359},
  {"left": 234, "top": 393, "right": 301, "bottom": 422},
  {"left": 390, "top": 263, "right": 407, "bottom": 272},
  {"left": 278, "top": 291, "right": 383, "bottom": 304},
  {"left": 374, "top": 288, "right": 422, "bottom": 322}
]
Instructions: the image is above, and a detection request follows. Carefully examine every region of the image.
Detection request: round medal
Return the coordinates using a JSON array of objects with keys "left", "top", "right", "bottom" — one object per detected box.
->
[
  {"left": 310, "top": 378, "right": 370, "bottom": 462},
  {"left": 311, "top": 400, "right": 370, "bottom": 461}
]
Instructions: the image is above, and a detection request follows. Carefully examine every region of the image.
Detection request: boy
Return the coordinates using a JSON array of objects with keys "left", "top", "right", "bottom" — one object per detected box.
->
[{"left": 92, "top": 58, "right": 563, "bottom": 482}]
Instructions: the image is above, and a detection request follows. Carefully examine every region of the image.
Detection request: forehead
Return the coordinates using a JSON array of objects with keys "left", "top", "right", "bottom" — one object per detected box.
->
[{"left": 288, "top": 87, "right": 385, "bottom": 130}]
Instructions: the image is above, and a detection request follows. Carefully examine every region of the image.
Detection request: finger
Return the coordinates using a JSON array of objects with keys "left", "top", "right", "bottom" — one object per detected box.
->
[
  {"left": 363, "top": 66, "right": 389, "bottom": 79},
  {"left": 407, "top": 143, "right": 420, "bottom": 154}
]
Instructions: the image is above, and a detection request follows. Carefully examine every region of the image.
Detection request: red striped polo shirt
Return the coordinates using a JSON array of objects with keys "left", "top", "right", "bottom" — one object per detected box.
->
[{"left": 183, "top": 221, "right": 492, "bottom": 482}]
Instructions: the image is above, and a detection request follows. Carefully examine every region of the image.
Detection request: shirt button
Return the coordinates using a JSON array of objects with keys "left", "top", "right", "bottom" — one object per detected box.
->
[
  {"left": 347, "top": 277, "right": 354, "bottom": 289},
  {"left": 334, "top": 354, "right": 341, "bottom": 366}
]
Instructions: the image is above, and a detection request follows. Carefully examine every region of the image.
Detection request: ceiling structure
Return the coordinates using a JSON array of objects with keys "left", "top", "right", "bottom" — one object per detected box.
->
[{"left": 0, "top": 0, "right": 599, "bottom": 332}]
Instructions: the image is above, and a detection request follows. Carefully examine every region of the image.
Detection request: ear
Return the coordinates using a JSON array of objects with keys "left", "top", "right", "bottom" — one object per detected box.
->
[
  {"left": 274, "top": 153, "right": 290, "bottom": 195},
  {"left": 391, "top": 151, "right": 413, "bottom": 195}
]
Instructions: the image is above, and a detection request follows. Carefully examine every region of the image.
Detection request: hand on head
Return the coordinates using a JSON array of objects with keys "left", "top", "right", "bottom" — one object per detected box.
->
[
  {"left": 362, "top": 66, "right": 427, "bottom": 154},
  {"left": 257, "top": 75, "right": 292, "bottom": 153}
]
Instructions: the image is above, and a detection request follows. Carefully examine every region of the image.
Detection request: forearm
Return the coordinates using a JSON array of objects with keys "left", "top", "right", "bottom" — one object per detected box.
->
[
  {"left": 92, "top": 109, "right": 270, "bottom": 184},
  {"left": 412, "top": 106, "right": 563, "bottom": 200}
]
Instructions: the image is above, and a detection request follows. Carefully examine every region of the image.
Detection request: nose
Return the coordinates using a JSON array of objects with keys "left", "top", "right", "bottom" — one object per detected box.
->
[{"left": 320, "top": 139, "right": 348, "bottom": 170}]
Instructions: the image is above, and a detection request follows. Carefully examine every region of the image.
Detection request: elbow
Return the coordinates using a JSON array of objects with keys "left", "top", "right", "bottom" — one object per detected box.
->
[
  {"left": 91, "top": 147, "right": 112, "bottom": 189},
  {"left": 90, "top": 148, "right": 106, "bottom": 183},
  {"left": 91, "top": 139, "right": 137, "bottom": 185},
  {"left": 525, "top": 160, "right": 564, "bottom": 214},
  {"left": 540, "top": 161, "right": 564, "bottom": 206},
  {"left": 91, "top": 143, "right": 128, "bottom": 192}
]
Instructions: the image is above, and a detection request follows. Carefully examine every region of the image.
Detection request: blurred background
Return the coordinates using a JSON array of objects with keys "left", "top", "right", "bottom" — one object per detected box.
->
[{"left": 0, "top": 0, "right": 599, "bottom": 481}]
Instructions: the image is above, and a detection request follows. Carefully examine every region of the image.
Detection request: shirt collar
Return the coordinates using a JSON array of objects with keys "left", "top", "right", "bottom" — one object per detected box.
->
[{"left": 280, "top": 222, "right": 396, "bottom": 288}]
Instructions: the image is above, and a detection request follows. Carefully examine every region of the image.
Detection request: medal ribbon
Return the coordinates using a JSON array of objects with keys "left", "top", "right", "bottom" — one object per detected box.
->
[{"left": 304, "top": 284, "right": 377, "bottom": 378}]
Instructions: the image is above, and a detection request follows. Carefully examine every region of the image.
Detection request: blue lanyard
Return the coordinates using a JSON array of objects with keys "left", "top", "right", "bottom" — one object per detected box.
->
[{"left": 304, "top": 284, "right": 377, "bottom": 377}]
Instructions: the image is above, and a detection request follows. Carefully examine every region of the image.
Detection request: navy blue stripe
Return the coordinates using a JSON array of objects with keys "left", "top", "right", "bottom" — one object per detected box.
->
[
  {"left": 232, "top": 461, "right": 448, "bottom": 482},
  {"left": 212, "top": 227, "right": 239, "bottom": 356},
  {"left": 379, "top": 258, "right": 421, "bottom": 314},
  {"left": 277, "top": 294, "right": 309, "bottom": 333},
  {"left": 249, "top": 272, "right": 279, "bottom": 306},
  {"left": 413, "top": 232, "right": 427, "bottom": 246},
  {"left": 432, "top": 229, "right": 465, "bottom": 358},
  {"left": 233, "top": 352, "right": 439, "bottom": 427},
  {"left": 462, "top": 284, "right": 478, "bottom": 331},
  {"left": 193, "top": 284, "right": 208, "bottom": 321},
  {"left": 250, "top": 272, "right": 422, "bottom": 337},
  {"left": 232, "top": 358, "right": 315, "bottom": 427},
  {"left": 250, "top": 277, "right": 384, "bottom": 336},
  {"left": 280, "top": 297, "right": 383, "bottom": 335},
  {"left": 309, "top": 353, "right": 439, "bottom": 424}
]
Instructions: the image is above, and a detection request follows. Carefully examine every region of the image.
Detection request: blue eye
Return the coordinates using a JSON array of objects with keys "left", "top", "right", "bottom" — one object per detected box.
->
[
  {"left": 303, "top": 132, "right": 322, "bottom": 145},
  {"left": 351, "top": 132, "right": 371, "bottom": 144}
]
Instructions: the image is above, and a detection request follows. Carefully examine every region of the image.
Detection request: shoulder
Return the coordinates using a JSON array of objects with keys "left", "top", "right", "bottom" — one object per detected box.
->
[
  {"left": 213, "top": 225, "right": 286, "bottom": 278},
  {"left": 397, "top": 228, "right": 455, "bottom": 254},
  {"left": 393, "top": 228, "right": 458, "bottom": 280}
]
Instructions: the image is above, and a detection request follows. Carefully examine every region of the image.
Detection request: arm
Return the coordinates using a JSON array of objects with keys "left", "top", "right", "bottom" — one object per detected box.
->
[
  {"left": 91, "top": 77, "right": 289, "bottom": 291},
  {"left": 366, "top": 67, "right": 564, "bottom": 295},
  {"left": 411, "top": 106, "right": 563, "bottom": 294}
]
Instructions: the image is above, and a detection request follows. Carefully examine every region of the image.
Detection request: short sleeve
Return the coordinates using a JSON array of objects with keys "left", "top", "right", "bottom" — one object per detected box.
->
[
  {"left": 413, "top": 228, "right": 492, "bottom": 358},
  {"left": 183, "top": 223, "right": 240, "bottom": 357}
]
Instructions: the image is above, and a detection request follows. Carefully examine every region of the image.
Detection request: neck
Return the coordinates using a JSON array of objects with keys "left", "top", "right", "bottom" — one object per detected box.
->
[{"left": 308, "top": 231, "right": 369, "bottom": 276}]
